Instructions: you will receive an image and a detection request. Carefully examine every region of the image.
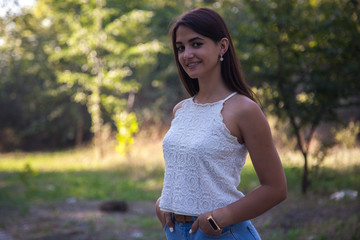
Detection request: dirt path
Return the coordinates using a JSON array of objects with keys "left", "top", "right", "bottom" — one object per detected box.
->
[{"left": 2, "top": 200, "right": 161, "bottom": 240}]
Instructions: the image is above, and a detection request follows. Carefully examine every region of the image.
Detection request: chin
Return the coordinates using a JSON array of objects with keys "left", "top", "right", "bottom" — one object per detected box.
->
[
  {"left": 186, "top": 72, "right": 200, "bottom": 79},
  {"left": 188, "top": 74, "right": 198, "bottom": 79}
]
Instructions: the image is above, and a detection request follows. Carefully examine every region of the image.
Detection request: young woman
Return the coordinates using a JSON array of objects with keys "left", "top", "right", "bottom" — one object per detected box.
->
[{"left": 155, "top": 7, "right": 287, "bottom": 240}]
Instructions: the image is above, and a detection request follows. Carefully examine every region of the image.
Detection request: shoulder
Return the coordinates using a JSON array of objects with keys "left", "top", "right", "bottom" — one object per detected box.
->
[
  {"left": 172, "top": 98, "right": 190, "bottom": 116},
  {"left": 226, "top": 94, "right": 263, "bottom": 116},
  {"left": 226, "top": 94, "right": 267, "bottom": 128}
]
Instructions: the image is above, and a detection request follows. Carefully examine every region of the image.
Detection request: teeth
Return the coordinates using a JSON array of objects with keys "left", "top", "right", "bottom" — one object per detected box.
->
[{"left": 188, "top": 63, "right": 199, "bottom": 67}]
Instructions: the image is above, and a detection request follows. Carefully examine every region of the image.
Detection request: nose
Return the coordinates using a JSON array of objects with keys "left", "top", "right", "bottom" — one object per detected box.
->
[{"left": 183, "top": 47, "right": 194, "bottom": 60}]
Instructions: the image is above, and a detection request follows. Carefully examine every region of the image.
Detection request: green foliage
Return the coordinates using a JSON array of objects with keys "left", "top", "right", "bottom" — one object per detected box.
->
[
  {"left": 114, "top": 112, "right": 139, "bottom": 156},
  {"left": 17, "top": 163, "right": 38, "bottom": 186},
  {"left": 239, "top": 0, "right": 360, "bottom": 193},
  {"left": 332, "top": 121, "right": 360, "bottom": 149},
  {"left": 242, "top": 0, "right": 360, "bottom": 122},
  {"left": 36, "top": 0, "right": 167, "bottom": 155},
  {"left": 0, "top": 0, "right": 359, "bottom": 157},
  {"left": 0, "top": 9, "right": 91, "bottom": 150}
]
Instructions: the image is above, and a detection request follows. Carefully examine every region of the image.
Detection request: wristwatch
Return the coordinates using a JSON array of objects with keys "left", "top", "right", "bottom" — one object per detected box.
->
[{"left": 207, "top": 211, "right": 222, "bottom": 232}]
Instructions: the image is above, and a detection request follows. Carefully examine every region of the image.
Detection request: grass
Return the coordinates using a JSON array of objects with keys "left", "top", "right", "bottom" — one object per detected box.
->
[
  {"left": 0, "top": 143, "right": 165, "bottom": 215},
  {"left": 0, "top": 138, "right": 359, "bottom": 239}
]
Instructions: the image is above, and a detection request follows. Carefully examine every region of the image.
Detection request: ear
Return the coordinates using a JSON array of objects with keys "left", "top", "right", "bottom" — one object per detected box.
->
[{"left": 219, "top": 38, "right": 229, "bottom": 56}]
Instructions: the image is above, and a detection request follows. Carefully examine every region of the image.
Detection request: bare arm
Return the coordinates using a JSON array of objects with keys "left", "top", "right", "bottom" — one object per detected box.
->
[{"left": 214, "top": 98, "right": 287, "bottom": 227}]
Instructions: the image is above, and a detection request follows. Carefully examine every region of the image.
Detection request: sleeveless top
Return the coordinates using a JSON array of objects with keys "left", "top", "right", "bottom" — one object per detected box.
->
[{"left": 159, "top": 92, "right": 248, "bottom": 216}]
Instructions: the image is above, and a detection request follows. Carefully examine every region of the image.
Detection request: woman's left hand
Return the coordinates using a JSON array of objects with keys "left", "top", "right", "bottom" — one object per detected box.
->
[{"left": 190, "top": 212, "right": 222, "bottom": 236}]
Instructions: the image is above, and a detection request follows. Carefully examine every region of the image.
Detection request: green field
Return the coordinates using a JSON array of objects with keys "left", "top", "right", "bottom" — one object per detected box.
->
[{"left": 0, "top": 139, "right": 359, "bottom": 239}]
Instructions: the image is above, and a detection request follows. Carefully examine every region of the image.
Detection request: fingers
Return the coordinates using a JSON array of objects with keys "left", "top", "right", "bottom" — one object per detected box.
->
[
  {"left": 190, "top": 213, "right": 221, "bottom": 236},
  {"left": 154, "top": 199, "right": 175, "bottom": 231},
  {"left": 190, "top": 217, "right": 199, "bottom": 234},
  {"left": 164, "top": 212, "right": 174, "bottom": 232}
]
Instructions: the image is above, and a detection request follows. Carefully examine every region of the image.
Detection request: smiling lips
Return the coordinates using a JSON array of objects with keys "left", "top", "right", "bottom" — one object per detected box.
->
[{"left": 186, "top": 62, "right": 201, "bottom": 68}]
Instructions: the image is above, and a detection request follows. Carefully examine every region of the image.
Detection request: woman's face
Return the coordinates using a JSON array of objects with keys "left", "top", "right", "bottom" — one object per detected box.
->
[{"left": 175, "top": 25, "right": 222, "bottom": 80}]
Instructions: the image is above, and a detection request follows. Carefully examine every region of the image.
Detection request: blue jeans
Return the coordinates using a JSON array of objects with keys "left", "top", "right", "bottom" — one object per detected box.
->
[{"left": 164, "top": 217, "right": 261, "bottom": 240}]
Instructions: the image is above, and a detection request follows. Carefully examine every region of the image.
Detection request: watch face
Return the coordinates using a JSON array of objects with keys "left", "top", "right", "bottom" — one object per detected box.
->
[{"left": 208, "top": 217, "right": 219, "bottom": 230}]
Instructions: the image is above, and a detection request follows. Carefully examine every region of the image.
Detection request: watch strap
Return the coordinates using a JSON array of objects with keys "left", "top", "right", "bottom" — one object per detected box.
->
[{"left": 207, "top": 211, "right": 222, "bottom": 232}]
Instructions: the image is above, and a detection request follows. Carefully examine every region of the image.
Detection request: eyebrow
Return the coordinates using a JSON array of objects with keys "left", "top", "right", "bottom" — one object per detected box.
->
[{"left": 175, "top": 36, "right": 204, "bottom": 45}]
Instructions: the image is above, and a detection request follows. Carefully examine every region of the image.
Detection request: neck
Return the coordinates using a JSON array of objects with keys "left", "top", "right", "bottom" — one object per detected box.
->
[{"left": 196, "top": 72, "right": 231, "bottom": 103}]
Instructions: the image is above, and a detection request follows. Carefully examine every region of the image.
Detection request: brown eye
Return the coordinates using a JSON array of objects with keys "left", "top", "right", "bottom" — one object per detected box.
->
[{"left": 177, "top": 46, "right": 185, "bottom": 52}]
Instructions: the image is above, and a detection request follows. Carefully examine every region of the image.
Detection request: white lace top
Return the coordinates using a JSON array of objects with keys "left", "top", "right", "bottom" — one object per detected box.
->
[{"left": 159, "top": 92, "right": 248, "bottom": 216}]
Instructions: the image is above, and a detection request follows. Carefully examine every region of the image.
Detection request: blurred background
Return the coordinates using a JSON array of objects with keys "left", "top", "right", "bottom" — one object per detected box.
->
[{"left": 0, "top": 0, "right": 359, "bottom": 239}]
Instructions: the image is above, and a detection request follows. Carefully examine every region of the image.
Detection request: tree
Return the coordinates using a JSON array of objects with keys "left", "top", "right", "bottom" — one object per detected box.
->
[
  {"left": 240, "top": 0, "right": 360, "bottom": 193},
  {"left": 0, "top": 0, "right": 215, "bottom": 151},
  {"left": 37, "top": 0, "right": 165, "bottom": 157},
  {"left": 0, "top": 6, "right": 91, "bottom": 151}
]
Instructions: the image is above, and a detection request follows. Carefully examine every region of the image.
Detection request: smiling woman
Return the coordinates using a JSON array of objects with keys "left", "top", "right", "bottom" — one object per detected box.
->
[
  {"left": 155, "top": 7, "right": 287, "bottom": 240},
  {"left": 175, "top": 26, "right": 224, "bottom": 81},
  {"left": 169, "top": 7, "right": 254, "bottom": 100}
]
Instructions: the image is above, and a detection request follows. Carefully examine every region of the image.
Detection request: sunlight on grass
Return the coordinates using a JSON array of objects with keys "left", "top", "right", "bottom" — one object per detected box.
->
[
  {"left": 1, "top": 135, "right": 358, "bottom": 173},
  {"left": 0, "top": 147, "right": 108, "bottom": 172},
  {"left": 279, "top": 147, "right": 360, "bottom": 170},
  {"left": 0, "top": 138, "right": 164, "bottom": 172},
  {"left": 0, "top": 137, "right": 358, "bottom": 195}
]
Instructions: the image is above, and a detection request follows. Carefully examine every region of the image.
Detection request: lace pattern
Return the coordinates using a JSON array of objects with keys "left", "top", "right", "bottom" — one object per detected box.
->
[{"left": 160, "top": 93, "right": 248, "bottom": 216}]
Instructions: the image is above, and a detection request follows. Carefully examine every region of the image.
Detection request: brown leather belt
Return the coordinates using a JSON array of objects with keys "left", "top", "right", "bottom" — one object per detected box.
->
[{"left": 173, "top": 213, "right": 195, "bottom": 223}]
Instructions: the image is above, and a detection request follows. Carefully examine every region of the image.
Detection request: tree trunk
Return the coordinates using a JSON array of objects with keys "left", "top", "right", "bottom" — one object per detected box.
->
[
  {"left": 302, "top": 152, "right": 309, "bottom": 194},
  {"left": 276, "top": 42, "right": 310, "bottom": 194}
]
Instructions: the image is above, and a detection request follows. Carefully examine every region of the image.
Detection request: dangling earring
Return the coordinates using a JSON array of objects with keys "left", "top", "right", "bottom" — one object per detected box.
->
[{"left": 220, "top": 55, "right": 224, "bottom": 62}]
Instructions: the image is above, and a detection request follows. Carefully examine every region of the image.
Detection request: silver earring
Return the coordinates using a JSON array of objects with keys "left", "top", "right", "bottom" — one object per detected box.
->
[{"left": 220, "top": 55, "right": 224, "bottom": 62}]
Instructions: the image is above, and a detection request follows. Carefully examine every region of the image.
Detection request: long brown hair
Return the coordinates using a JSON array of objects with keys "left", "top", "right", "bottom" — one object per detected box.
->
[{"left": 171, "top": 7, "right": 256, "bottom": 102}]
